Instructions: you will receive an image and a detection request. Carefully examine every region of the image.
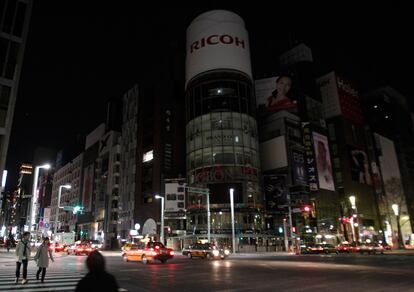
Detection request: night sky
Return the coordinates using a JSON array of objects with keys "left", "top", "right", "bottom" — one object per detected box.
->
[{"left": 5, "top": 2, "right": 413, "bottom": 188}]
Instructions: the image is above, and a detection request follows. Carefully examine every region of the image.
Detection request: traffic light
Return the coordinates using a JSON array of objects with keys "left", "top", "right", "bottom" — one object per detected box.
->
[
  {"left": 302, "top": 205, "right": 312, "bottom": 212},
  {"left": 72, "top": 205, "right": 83, "bottom": 214}
]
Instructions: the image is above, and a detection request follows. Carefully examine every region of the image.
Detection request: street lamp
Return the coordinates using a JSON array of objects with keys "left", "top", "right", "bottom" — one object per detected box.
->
[
  {"left": 229, "top": 188, "right": 236, "bottom": 254},
  {"left": 53, "top": 184, "right": 71, "bottom": 254},
  {"left": 29, "top": 164, "right": 51, "bottom": 232},
  {"left": 349, "top": 195, "right": 358, "bottom": 242},
  {"left": 155, "top": 195, "right": 165, "bottom": 245},
  {"left": 391, "top": 204, "right": 405, "bottom": 249}
]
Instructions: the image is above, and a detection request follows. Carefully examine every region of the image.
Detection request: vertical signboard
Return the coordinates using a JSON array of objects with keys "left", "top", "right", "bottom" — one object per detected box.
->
[
  {"left": 264, "top": 175, "right": 287, "bottom": 214},
  {"left": 302, "top": 123, "right": 318, "bottom": 191},
  {"left": 291, "top": 149, "right": 307, "bottom": 186},
  {"left": 312, "top": 132, "right": 335, "bottom": 191}
]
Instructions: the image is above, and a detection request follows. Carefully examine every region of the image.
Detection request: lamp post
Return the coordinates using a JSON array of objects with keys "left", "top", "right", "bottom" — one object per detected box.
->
[
  {"left": 53, "top": 184, "right": 71, "bottom": 254},
  {"left": 29, "top": 164, "right": 51, "bottom": 232},
  {"left": 155, "top": 195, "right": 165, "bottom": 245},
  {"left": 349, "top": 195, "right": 358, "bottom": 242},
  {"left": 391, "top": 204, "right": 405, "bottom": 249},
  {"left": 229, "top": 188, "right": 236, "bottom": 254}
]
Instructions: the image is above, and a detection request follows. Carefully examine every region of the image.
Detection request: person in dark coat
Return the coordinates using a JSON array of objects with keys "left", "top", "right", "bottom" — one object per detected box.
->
[{"left": 75, "top": 250, "right": 119, "bottom": 292}]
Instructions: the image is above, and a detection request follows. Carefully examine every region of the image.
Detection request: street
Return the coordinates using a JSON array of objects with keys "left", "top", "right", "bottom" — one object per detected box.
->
[{"left": 1, "top": 250, "right": 414, "bottom": 291}]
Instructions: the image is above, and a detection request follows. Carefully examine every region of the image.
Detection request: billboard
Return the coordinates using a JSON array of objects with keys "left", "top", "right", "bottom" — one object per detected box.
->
[
  {"left": 255, "top": 75, "right": 298, "bottom": 114},
  {"left": 82, "top": 164, "right": 94, "bottom": 212},
  {"left": 291, "top": 149, "right": 307, "bottom": 186},
  {"left": 260, "top": 136, "right": 288, "bottom": 171},
  {"left": 186, "top": 10, "right": 252, "bottom": 85},
  {"left": 349, "top": 146, "right": 372, "bottom": 185},
  {"left": 312, "top": 132, "right": 335, "bottom": 191},
  {"left": 302, "top": 124, "right": 318, "bottom": 191},
  {"left": 264, "top": 175, "right": 287, "bottom": 214},
  {"left": 164, "top": 181, "right": 186, "bottom": 218},
  {"left": 318, "top": 71, "right": 363, "bottom": 125}
]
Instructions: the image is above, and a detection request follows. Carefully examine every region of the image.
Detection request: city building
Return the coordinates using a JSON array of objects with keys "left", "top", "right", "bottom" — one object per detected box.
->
[
  {"left": 185, "top": 10, "right": 263, "bottom": 247},
  {"left": 362, "top": 86, "right": 414, "bottom": 244},
  {"left": 0, "top": 0, "right": 33, "bottom": 178},
  {"left": 50, "top": 153, "right": 83, "bottom": 234},
  {"left": 95, "top": 130, "right": 121, "bottom": 249},
  {"left": 318, "top": 71, "right": 381, "bottom": 242},
  {"left": 256, "top": 43, "right": 332, "bottom": 246},
  {"left": 15, "top": 162, "right": 31, "bottom": 230},
  {"left": 119, "top": 81, "right": 186, "bottom": 243}
]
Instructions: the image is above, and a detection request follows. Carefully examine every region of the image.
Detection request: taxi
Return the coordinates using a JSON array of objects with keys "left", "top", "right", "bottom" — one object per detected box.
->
[
  {"left": 183, "top": 243, "right": 230, "bottom": 260},
  {"left": 123, "top": 241, "right": 174, "bottom": 264}
]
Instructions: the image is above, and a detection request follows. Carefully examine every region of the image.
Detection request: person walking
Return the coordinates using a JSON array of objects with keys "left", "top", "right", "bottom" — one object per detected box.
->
[
  {"left": 15, "top": 231, "right": 31, "bottom": 284},
  {"left": 33, "top": 237, "right": 54, "bottom": 283},
  {"left": 75, "top": 250, "right": 118, "bottom": 292}
]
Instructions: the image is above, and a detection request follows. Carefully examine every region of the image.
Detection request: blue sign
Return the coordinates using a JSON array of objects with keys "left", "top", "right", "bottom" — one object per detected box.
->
[{"left": 44, "top": 223, "right": 50, "bottom": 229}]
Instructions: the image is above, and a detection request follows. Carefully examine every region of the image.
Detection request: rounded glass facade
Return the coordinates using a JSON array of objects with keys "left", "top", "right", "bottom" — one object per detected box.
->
[{"left": 186, "top": 71, "right": 261, "bottom": 207}]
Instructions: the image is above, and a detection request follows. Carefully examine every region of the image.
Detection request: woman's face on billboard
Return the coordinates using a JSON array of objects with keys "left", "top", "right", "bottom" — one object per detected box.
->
[{"left": 276, "top": 76, "right": 292, "bottom": 97}]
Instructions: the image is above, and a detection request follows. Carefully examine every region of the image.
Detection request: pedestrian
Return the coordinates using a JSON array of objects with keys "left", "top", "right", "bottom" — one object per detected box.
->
[
  {"left": 6, "top": 233, "right": 14, "bottom": 252},
  {"left": 75, "top": 250, "right": 119, "bottom": 292},
  {"left": 15, "top": 231, "right": 31, "bottom": 284},
  {"left": 33, "top": 237, "right": 54, "bottom": 283}
]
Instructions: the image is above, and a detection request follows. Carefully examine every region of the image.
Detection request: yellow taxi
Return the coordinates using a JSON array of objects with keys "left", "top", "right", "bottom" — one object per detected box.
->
[{"left": 123, "top": 241, "right": 174, "bottom": 264}]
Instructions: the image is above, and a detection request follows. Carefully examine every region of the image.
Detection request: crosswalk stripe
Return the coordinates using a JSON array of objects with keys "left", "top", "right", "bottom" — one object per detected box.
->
[{"left": 0, "top": 270, "right": 84, "bottom": 292}]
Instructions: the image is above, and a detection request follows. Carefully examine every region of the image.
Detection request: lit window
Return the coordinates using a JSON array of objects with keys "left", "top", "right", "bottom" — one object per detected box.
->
[
  {"left": 374, "top": 105, "right": 378, "bottom": 109},
  {"left": 385, "top": 115, "right": 389, "bottom": 119}
]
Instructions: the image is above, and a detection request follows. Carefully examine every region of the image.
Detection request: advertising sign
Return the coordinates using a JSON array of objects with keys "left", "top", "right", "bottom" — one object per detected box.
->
[
  {"left": 186, "top": 10, "right": 252, "bottom": 85},
  {"left": 302, "top": 124, "right": 318, "bottom": 191},
  {"left": 349, "top": 146, "right": 372, "bottom": 185},
  {"left": 255, "top": 75, "right": 298, "bottom": 114},
  {"left": 312, "top": 132, "right": 335, "bottom": 191},
  {"left": 165, "top": 181, "right": 186, "bottom": 218},
  {"left": 264, "top": 175, "right": 287, "bottom": 214},
  {"left": 291, "top": 149, "right": 307, "bottom": 186}
]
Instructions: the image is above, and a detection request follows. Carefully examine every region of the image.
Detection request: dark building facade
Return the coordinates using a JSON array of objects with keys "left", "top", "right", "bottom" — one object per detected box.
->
[
  {"left": 0, "top": 0, "right": 32, "bottom": 178},
  {"left": 119, "top": 82, "right": 186, "bottom": 241},
  {"left": 362, "top": 86, "right": 414, "bottom": 237}
]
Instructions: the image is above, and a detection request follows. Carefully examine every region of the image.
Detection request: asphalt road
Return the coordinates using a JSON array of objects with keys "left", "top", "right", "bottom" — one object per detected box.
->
[{"left": 1, "top": 251, "right": 414, "bottom": 291}]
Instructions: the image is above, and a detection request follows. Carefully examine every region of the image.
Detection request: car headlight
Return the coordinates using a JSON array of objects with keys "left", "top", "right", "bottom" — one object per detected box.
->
[
  {"left": 224, "top": 249, "right": 230, "bottom": 255},
  {"left": 212, "top": 250, "right": 220, "bottom": 256}
]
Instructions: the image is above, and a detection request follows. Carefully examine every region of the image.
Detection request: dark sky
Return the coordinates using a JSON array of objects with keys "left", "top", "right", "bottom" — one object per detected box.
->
[{"left": 6, "top": 2, "right": 413, "bottom": 188}]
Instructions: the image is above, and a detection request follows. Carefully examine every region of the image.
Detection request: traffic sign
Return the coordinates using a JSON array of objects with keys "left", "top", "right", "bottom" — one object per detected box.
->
[{"left": 44, "top": 223, "right": 50, "bottom": 229}]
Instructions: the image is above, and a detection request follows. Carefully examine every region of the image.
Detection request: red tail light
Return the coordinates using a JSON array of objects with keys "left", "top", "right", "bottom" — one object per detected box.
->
[
  {"left": 155, "top": 245, "right": 160, "bottom": 250},
  {"left": 169, "top": 251, "right": 174, "bottom": 256},
  {"left": 86, "top": 248, "right": 92, "bottom": 251}
]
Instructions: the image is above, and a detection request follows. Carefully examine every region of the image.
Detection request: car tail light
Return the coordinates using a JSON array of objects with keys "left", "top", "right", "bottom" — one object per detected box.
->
[
  {"left": 155, "top": 246, "right": 160, "bottom": 250},
  {"left": 170, "top": 251, "right": 174, "bottom": 256},
  {"left": 86, "top": 248, "right": 92, "bottom": 251},
  {"left": 77, "top": 249, "right": 83, "bottom": 252}
]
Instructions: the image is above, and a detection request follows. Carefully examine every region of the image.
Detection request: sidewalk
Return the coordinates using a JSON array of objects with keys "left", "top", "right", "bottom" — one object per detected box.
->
[{"left": 384, "top": 249, "right": 414, "bottom": 256}]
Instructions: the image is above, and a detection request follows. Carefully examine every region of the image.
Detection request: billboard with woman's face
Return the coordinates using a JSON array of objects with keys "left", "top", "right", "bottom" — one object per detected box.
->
[
  {"left": 312, "top": 132, "right": 335, "bottom": 191},
  {"left": 255, "top": 75, "right": 298, "bottom": 114}
]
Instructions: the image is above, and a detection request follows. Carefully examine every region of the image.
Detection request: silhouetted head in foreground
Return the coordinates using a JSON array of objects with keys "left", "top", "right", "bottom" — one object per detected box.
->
[{"left": 86, "top": 250, "right": 105, "bottom": 273}]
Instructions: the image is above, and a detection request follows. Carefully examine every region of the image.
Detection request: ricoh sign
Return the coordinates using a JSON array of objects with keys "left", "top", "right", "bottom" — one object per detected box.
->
[
  {"left": 190, "top": 34, "right": 246, "bottom": 53},
  {"left": 186, "top": 10, "right": 252, "bottom": 86}
]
